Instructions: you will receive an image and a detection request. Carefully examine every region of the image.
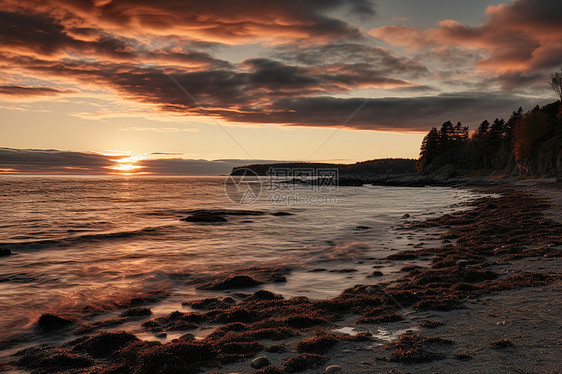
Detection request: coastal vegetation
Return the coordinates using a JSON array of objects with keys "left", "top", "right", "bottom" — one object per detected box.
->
[{"left": 417, "top": 100, "right": 562, "bottom": 176}]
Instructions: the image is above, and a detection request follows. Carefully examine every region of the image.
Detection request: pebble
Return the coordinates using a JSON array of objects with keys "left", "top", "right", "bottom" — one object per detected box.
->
[
  {"left": 251, "top": 356, "right": 270, "bottom": 369},
  {"left": 326, "top": 365, "right": 342, "bottom": 373},
  {"left": 401, "top": 213, "right": 411, "bottom": 219},
  {"left": 154, "top": 332, "right": 167, "bottom": 338}
]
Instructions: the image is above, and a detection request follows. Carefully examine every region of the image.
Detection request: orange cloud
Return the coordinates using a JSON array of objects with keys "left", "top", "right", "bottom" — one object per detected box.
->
[{"left": 369, "top": 0, "right": 562, "bottom": 79}]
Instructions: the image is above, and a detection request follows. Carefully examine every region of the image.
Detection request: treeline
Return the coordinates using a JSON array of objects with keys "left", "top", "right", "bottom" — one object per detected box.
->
[
  {"left": 418, "top": 101, "right": 562, "bottom": 176},
  {"left": 231, "top": 158, "right": 416, "bottom": 176}
]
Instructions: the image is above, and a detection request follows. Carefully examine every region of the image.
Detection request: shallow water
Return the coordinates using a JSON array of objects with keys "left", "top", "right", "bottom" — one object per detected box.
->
[{"left": 0, "top": 176, "right": 484, "bottom": 359}]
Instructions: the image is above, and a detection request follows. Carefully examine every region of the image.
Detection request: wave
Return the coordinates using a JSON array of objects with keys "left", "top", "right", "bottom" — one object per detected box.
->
[{"left": 0, "top": 225, "right": 177, "bottom": 251}]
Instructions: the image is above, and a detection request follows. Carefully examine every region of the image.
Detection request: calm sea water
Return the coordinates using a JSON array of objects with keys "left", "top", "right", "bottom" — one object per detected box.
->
[{"left": 0, "top": 176, "right": 483, "bottom": 359}]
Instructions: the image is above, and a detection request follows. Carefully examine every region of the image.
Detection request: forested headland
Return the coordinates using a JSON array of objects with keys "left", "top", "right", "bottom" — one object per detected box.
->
[{"left": 418, "top": 101, "right": 562, "bottom": 177}]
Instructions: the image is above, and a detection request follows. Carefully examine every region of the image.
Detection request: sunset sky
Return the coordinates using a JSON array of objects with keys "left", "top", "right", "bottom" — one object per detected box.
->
[{"left": 1, "top": 0, "right": 561, "bottom": 174}]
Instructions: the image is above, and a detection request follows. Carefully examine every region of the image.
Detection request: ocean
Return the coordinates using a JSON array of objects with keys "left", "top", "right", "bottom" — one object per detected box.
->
[{"left": 0, "top": 176, "right": 484, "bottom": 359}]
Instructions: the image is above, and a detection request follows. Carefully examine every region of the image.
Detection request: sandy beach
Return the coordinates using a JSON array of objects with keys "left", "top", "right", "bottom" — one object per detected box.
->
[{"left": 1, "top": 179, "right": 559, "bottom": 374}]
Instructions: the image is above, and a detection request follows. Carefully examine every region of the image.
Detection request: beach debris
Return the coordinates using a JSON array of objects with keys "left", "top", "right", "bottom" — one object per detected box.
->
[
  {"left": 283, "top": 353, "right": 325, "bottom": 373},
  {"left": 356, "top": 311, "right": 403, "bottom": 324},
  {"left": 385, "top": 332, "right": 452, "bottom": 363},
  {"left": 15, "top": 346, "right": 93, "bottom": 372},
  {"left": 251, "top": 356, "right": 271, "bottom": 369},
  {"left": 418, "top": 320, "right": 444, "bottom": 328},
  {"left": 297, "top": 334, "right": 340, "bottom": 354},
  {"left": 454, "top": 352, "right": 473, "bottom": 360},
  {"left": 490, "top": 338, "right": 514, "bottom": 348}
]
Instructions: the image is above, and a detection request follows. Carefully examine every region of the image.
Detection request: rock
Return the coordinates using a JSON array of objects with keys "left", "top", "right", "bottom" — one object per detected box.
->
[
  {"left": 222, "top": 296, "right": 236, "bottom": 303},
  {"left": 187, "top": 297, "right": 234, "bottom": 310},
  {"left": 181, "top": 212, "right": 227, "bottom": 222},
  {"left": 355, "top": 226, "right": 371, "bottom": 230},
  {"left": 247, "top": 290, "right": 282, "bottom": 301},
  {"left": 36, "top": 314, "right": 75, "bottom": 330},
  {"left": 455, "top": 260, "right": 470, "bottom": 267},
  {"left": 0, "top": 248, "right": 11, "bottom": 257},
  {"left": 71, "top": 332, "right": 139, "bottom": 358},
  {"left": 401, "top": 214, "right": 411, "bottom": 219},
  {"left": 179, "top": 333, "right": 195, "bottom": 341},
  {"left": 368, "top": 271, "right": 384, "bottom": 278},
  {"left": 251, "top": 356, "right": 270, "bottom": 369},
  {"left": 121, "top": 307, "right": 152, "bottom": 317},
  {"left": 155, "top": 332, "right": 167, "bottom": 338},
  {"left": 273, "top": 212, "right": 293, "bottom": 216},
  {"left": 198, "top": 275, "right": 263, "bottom": 290},
  {"left": 330, "top": 268, "right": 357, "bottom": 273},
  {"left": 486, "top": 203, "right": 498, "bottom": 209},
  {"left": 366, "top": 286, "right": 377, "bottom": 295},
  {"left": 326, "top": 365, "right": 342, "bottom": 373}
]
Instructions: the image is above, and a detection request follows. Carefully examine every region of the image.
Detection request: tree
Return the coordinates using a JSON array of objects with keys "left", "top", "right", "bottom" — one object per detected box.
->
[{"left": 550, "top": 69, "right": 562, "bottom": 101}]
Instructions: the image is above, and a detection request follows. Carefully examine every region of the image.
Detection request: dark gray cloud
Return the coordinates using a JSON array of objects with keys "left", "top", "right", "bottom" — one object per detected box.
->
[
  {"left": 220, "top": 93, "right": 550, "bottom": 131},
  {"left": 0, "top": 148, "right": 278, "bottom": 175},
  {"left": 273, "top": 43, "right": 428, "bottom": 78},
  {"left": 0, "top": 148, "right": 114, "bottom": 174},
  {"left": 0, "top": 85, "right": 71, "bottom": 97}
]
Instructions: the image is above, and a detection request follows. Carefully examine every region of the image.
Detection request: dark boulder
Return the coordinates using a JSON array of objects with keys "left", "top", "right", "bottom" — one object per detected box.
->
[
  {"left": 181, "top": 213, "right": 227, "bottom": 223},
  {"left": 36, "top": 314, "right": 75, "bottom": 330},
  {"left": 0, "top": 248, "right": 11, "bottom": 257},
  {"left": 198, "top": 275, "right": 263, "bottom": 290}
]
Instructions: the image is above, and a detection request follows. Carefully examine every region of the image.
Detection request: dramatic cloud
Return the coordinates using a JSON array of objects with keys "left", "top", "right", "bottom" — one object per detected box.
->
[
  {"left": 0, "top": 0, "right": 558, "bottom": 138},
  {"left": 1, "top": 0, "right": 375, "bottom": 45},
  {"left": 369, "top": 0, "right": 562, "bottom": 90}
]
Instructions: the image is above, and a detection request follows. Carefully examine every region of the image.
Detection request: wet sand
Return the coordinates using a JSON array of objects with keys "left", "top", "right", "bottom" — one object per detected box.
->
[{"left": 2, "top": 180, "right": 561, "bottom": 373}]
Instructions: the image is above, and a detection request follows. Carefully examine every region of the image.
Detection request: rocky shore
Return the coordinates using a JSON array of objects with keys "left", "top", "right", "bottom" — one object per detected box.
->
[{"left": 1, "top": 181, "right": 561, "bottom": 373}]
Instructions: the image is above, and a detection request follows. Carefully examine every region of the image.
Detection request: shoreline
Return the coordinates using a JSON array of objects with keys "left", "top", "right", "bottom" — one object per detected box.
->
[{"left": 2, "top": 181, "right": 561, "bottom": 373}]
